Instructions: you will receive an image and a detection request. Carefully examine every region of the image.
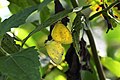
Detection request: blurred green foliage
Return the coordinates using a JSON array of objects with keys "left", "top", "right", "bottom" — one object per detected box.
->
[{"left": 0, "top": 0, "right": 120, "bottom": 80}]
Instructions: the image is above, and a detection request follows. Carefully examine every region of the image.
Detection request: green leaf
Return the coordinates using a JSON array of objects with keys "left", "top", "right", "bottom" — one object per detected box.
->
[
  {"left": 8, "top": 0, "right": 40, "bottom": 14},
  {"left": 0, "top": 72, "right": 7, "bottom": 80},
  {"left": 38, "top": 5, "right": 90, "bottom": 30},
  {"left": 40, "top": 6, "right": 50, "bottom": 23},
  {"left": 114, "top": 49, "right": 120, "bottom": 61},
  {"left": 8, "top": 3, "right": 23, "bottom": 14},
  {"left": 0, "top": 6, "right": 37, "bottom": 37},
  {"left": 38, "top": 0, "right": 53, "bottom": 11},
  {"left": 81, "top": 71, "right": 98, "bottom": 80},
  {"left": 0, "top": 49, "right": 5, "bottom": 57},
  {"left": 72, "top": 12, "right": 83, "bottom": 54},
  {"left": 34, "top": 9, "right": 73, "bottom": 32},
  {"left": 81, "top": 59, "right": 99, "bottom": 80},
  {"left": 22, "top": 9, "right": 73, "bottom": 45},
  {"left": 105, "top": 25, "right": 120, "bottom": 44},
  {"left": 101, "top": 57, "right": 120, "bottom": 77},
  {"left": 45, "top": 68, "right": 66, "bottom": 80},
  {"left": 0, "top": 47, "right": 40, "bottom": 80},
  {"left": 1, "top": 34, "right": 20, "bottom": 54},
  {"left": 22, "top": 6, "right": 88, "bottom": 45},
  {"left": 12, "top": 23, "right": 37, "bottom": 48}
]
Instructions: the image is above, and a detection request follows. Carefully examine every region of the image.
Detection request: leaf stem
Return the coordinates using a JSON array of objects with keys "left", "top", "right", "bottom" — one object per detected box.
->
[
  {"left": 21, "top": 29, "right": 37, "bottom": 47},
  {"left": 70, "top": 0, "right": 106, "bottom": 80},
  {"left": 89, "top": 0, "right": 120, "bottom": 20},
  {"left": 85, "top": 29, "right": 106, "bottom": 80}
]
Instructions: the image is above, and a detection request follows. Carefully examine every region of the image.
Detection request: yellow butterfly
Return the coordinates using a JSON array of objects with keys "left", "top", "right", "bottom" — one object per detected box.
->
[
  {"left": 45, "top": 40, "right": 64, "bottom": 64},
  {"left": 51, "top": 22, "right": 73, "bottom": 44}
]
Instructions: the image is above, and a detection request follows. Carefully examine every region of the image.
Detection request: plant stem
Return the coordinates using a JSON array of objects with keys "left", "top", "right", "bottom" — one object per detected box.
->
[
  {"left": 70, "top": 0, "right": 78, "bottom": 8},
  {"left": 89, "top": 0, "right": 120, "bottom": 20},
  {"left": 85, "top": 29, "right": 106, "bottom": 80},
  {"left": 21, "top": 29, "right": 37, "bottom": 47},
  {"left": 70, "top": 0, "right": 106, "bottom": 80}
]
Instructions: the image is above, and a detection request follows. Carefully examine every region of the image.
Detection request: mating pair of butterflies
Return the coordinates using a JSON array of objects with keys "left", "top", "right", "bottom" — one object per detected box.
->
[{"left": 45, "top": 21, "right": 73, "bottom": 64}]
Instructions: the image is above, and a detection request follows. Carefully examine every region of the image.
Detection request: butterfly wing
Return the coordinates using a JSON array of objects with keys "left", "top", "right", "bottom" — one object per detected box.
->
[
  {"left": 51, "top": 22, "right": 72, "bottom": 44},
  {"left": 45, "top": 40, "right": 64, "bottom": 64}
]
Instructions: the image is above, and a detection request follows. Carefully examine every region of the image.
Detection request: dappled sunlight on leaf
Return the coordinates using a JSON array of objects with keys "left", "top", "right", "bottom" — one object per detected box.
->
[
  {"left": 44, "top": 68, "right": 66, "bottom": 80},
  {"left": 101, "top": 57, "right": 120, "bottom": 77},
  {"left": 55, "top": 75, "right": 66, "bottom": 80}
]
